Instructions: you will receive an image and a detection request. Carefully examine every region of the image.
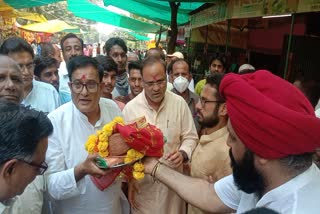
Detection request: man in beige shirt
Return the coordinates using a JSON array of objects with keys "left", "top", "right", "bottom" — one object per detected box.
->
[
  {"left": 123, "top": 57, "right": 198, "bottom": 214},
  {"left": 189, "top": 73, "right": 231, "bottom": 214}
]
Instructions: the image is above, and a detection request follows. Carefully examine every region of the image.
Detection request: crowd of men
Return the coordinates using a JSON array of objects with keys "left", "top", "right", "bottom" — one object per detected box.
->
[{"left": 0, "top": 33, "right": 320, "bottom": 214}]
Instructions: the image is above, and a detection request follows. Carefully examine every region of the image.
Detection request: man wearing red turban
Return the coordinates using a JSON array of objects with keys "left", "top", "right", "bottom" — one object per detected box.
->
[{"left": 141, "top": 70, "right": 320, "bottom": 214}]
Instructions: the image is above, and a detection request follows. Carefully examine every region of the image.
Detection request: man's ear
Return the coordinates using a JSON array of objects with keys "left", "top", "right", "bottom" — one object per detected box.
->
[
  {"left": 34, "top": 75, "right": 40, "bottom": 81},
  {"left": 255, "top": 154, "right": 268, "bottom": 166},
  {"left": 219, "top": 103, "right": 227, "bottom": 116},
  {"left": 1, "top": 159, "right": 18, "bottom": 179}
]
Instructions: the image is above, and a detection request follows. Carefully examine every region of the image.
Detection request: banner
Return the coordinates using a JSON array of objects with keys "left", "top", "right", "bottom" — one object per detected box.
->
[
  {"left": 190, "top": 2, "right": 226, "bottom": 29},
  {"left": 263, "top": 0, "right": 298, "bottom": 16},
  {"left": 228, "top": 0, "right": 264, "bottom": 19},
  {"left": 297, "top": 0, "right": 320, "bottom": 13}
]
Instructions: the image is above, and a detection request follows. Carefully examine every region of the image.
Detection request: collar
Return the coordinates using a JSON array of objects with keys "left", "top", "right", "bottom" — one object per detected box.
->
[
  {"left": 142, "top": 90, "right": 168, "bottom": 112},
  {"left": 0, "top": 198, "right": 16, "bottom": 213},
  {"left": 256, "top": 163, "right": 320, "bottom": 207},
  {"left": 59, "top": 61, "right": 68, "bottom": 75},
  {"left": 171, "top": 88, "right": 198, "bottom": 105},
  {"left": 72, "top": 100, "right": 103, "bottom": 128},
  {"left": 199, "top": 126, "right": 228, "bottom": 145}
]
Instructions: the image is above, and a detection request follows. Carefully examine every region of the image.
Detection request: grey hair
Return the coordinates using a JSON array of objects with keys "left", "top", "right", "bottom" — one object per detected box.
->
[{"left": 279, "top": 153, "right": 313, "bottom": 173}]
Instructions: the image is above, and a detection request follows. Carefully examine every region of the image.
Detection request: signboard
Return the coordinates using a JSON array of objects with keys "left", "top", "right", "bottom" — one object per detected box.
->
[
  {"left": 297, "top": 0, "right": 320, "bottom": 12},
  {"left": 263, "top": 0, "right": 298, "bottom": 16},
  {"left": 190, "top": 2, "right": 226, "bottom": 29}
]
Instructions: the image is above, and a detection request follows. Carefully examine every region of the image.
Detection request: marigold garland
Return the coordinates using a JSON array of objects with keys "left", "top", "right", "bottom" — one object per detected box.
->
[{"left": 85, "top": 116, "right": 145, "bottom": 180}]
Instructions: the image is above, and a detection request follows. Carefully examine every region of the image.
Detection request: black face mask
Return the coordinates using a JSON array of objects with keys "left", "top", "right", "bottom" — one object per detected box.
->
[{"left": 229, "top": 149, "right": 265, "bottom": 197}]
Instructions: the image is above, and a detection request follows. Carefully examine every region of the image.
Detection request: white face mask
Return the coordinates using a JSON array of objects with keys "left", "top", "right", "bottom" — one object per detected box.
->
[{"left": 173, "top": 75, "right": 189, "bottom": 93}]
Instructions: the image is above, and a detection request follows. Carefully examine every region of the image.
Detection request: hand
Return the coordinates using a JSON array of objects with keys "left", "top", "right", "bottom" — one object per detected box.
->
[
  {"left": 164, "top": 150, "right": 184, "bottom": 169},
  {"left": 142, "top": 157, "right": 158, "bottom": 174},
  {"left": 128, "top": 180, "right": 140, "bottom": 210},
  {"left": 74, "top": 154, "right": 112, "bottom": 182},
  {"left": 108, "top": 133, "right": 130, "bottom": 155}
]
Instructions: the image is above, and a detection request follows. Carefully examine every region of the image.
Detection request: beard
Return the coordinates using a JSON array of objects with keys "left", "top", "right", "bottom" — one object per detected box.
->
[
  {"left": 198, "top": 104, "right": 220, "bottom": 128},
  {"left": 229, "top": 149, "right": 265, "bottom": 196}
]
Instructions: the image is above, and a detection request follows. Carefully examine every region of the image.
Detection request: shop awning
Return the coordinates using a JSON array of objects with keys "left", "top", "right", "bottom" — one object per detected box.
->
[
  {"left": 67, "top": 0, "right": 160, "bottom": 33},
  {"left": 19, "top": 19, "right": 80, "bottom": 33},
  {"left": 103, "top": 0, "right": 204, "bottom": 25},
  {"left": 0, "top": 0, "right": 47, "bottom": 22},
  {"left": 128, "top": 32, "right": 152, "bottom": 41},
  {"left": 4, "top": 0, "right": 63, "bottom": 9}
]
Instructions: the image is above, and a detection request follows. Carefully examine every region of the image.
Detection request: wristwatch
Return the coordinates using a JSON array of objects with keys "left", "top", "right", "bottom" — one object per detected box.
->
[{"left": 179, "top": 150, "right": 189, "bottom": 163}]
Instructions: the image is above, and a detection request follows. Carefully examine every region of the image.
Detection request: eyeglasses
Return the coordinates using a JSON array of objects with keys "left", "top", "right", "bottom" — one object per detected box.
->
[
  {"left": 199, "top": 97, "right": 224, "bottom": 106},
  {"left": 18, "top": 159, "right": 48, "bottom": 175},
  {"left": 18, "top": 63, "right": 35, "bottom": 71},
  {"left": 70, "top": 81, "right": 99, "bottom": 93},
  {"left": 143, "top": 79, "right": 166, "bottom": 88}
]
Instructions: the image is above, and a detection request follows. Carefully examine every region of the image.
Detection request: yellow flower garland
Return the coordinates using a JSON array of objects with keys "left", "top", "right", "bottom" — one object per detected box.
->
[{"left": 85, "top": 116, "right": 145, "bottom": 180}]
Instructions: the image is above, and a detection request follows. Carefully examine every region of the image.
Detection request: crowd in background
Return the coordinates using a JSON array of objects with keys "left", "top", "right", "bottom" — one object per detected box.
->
[{"left": 0, "top": 33, "right": 320, "bottom": 214}]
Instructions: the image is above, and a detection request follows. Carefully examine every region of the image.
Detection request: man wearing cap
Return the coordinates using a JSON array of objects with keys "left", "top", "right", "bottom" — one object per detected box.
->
[
  {"left": 238, "top": 64, "right": 255, "bottom": 74},
  {"left": 140, "top": 70, "right": 320, "bottom": 213}
]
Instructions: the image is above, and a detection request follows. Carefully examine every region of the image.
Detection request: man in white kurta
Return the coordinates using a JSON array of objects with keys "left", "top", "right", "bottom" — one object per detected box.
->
[
  {"left": 45, "top": 55, "right": 128, "bottom": 214},
  {"left": 46, "top": 98, "right": 124, "bottom": 213},
  {"left": 123, "top": 89, "right": 198, "bottom": 213}
]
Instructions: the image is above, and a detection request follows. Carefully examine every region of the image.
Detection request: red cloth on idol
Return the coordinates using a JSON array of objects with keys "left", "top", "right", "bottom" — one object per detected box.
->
[
  {"left": 115, "top": 121, "right": 164, "bottom": 158},
  {"left": 91, "top": 118, "right": 164, "bottom": 190},
  {"left": 220, "top": 70, "right": 320, "bottom": 159}
]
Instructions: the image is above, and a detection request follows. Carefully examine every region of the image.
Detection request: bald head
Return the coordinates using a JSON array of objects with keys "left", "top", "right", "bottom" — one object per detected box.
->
[{"left": 0, "top": 55, "right": 23, "bottom": 104}]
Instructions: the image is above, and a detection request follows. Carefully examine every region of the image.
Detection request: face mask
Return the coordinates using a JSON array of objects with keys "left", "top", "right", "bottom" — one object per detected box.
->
[{"left": 173, "top": 76, "right": 189, "bottom": 93}]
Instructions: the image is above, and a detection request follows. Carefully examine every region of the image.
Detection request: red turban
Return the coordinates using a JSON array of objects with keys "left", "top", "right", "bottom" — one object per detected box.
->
[{"left": 220, "top": 70, "right": 320, "bottom": 159}]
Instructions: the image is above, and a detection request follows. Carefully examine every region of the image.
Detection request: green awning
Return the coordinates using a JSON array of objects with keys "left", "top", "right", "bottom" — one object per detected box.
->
[
  {"left": 128, "top": 32, "right": 152, "bottom": 41},
  {"left": 68, "top": 0, "right": 160, "bottom": 33},
  {"left": 103, "top": 0, "right": 204, "bottom": 25},
  {"left": 4, "top": 0, "right": 63, "bottom": 9}
]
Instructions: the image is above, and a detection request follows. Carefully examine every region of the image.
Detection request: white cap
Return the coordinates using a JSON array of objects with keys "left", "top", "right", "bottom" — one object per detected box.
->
[
  {"left": 238, "top": 64, "right": 255, "bottom": 73},
  {"left": 167, "top": 51, "right": 184, "bottom": 59}
]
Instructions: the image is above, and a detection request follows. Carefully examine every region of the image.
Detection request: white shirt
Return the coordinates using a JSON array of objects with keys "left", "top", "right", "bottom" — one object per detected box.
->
[
  {"left": 58, "top": 61, "right": 71, "bottom": 94},
  {"left": 214, "top": 164, "right": 320, "bottom": 214},
  {"left": 315, "top": 108, "right": 320, "bottom": 118},
  {"left": 188, "top": 78, "right": 195, "bottom": 92},
  {"left": 46, "top": 98, "right": 127, "bottom": 214},
  {"left": 22, "top": 80, "right": 60, "bottom": 113},
  {"left": 0, "top": 199, "right": 15, "bottom": 214},
  {"left": 10, "top": 176, "right": 44, "bottom": 214}
]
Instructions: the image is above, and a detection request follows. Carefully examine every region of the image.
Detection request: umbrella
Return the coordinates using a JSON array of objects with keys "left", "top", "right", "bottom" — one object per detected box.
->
[{"left": 19, "top": 19, "right": 80, "bottom": 33}]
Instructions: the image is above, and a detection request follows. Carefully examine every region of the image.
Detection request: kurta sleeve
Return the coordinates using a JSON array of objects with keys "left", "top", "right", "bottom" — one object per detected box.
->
[
  {"left": 45, "top": 115, "right": 86, "bottom": 200},
  {"left": 178, "top": 101, "right": 198, "bottom": 159}
]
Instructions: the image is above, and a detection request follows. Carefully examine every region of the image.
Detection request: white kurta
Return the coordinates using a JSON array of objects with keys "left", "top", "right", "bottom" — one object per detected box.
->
[
  {"left": 45, "top": 98, "right": 127, "bottom": 214},
  {"left": 214, "top": 163, "right": 320, "bottom": 214},
  {"left": 123, "top": 90, "right": 198, "bottom": 214},
  {"left": 22, "top": 80, "right": 60, "bottom": 113}
]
